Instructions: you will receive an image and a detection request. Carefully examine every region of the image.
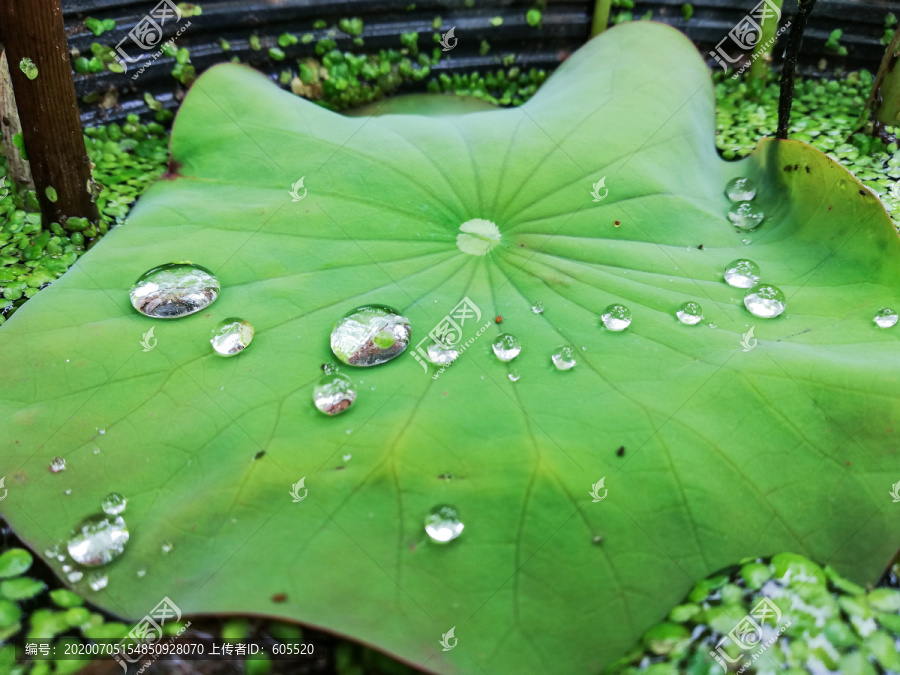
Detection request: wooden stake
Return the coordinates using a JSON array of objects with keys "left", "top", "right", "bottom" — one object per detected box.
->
[
  {"left": 0, "top": 52, "right": 33, "bottom": 186},
  {"left": 0, "top": 0, "right": 98, "bottom": 227}
]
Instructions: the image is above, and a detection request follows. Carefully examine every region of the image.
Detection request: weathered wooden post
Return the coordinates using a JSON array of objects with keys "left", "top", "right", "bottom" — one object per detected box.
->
[{"left": 0, "top": 0, "right": 99, "bottom": 227}]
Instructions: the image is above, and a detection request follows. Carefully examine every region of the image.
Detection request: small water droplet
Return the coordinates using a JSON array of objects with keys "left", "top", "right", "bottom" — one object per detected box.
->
[
  {"left": 725, "top": 177, "right": 758, "bottom": 202},
  {"left": 744, "top": 284, "right": 786, "bottom": 318},
  {"left": 492, "top": 334, "right": 521, "bottom": 362},
  {"left": 874, "top": 308, "right": 898, "bottom": 328},
  {"left": 136, "top": 568, "right": 147, "bottom": 578},
  {"left": 601, "top": 304, "right": 631, "bottom": 331},
  {"left": 92, "top": 447, "right": 100, "bottom": 455},
  {"left": 87, "top": 573, "right": 108, "bottom": 591},
  {"left": 49, "top": 457, "right": 66, "bottom": 473},
  {"left": 129, "top": 263, "right": 220, "bottom": 318},
  {"left": 67, "top": 570, "right": 84, "bottom": 583},
  {"left": 676, "top": 301, "right": 704, "bottom": 325},
  {"left": 67, "top": 514, "right": 129, "bottom": 566},
  {"left": 723, "top": 259, "right": 760, "bottom": 288},
  {"left": 313, "top": 372, "right": 358, "bottom": 416},
  {"left": 551, "top": 346, "right": 577, "bottom": 370},
  {"left": 210, "top": 318, "right": 254, "bottom": 357},
  {"left": 531, "top": 301, "right": 544, "bottom": 314},
  {"left": 508, "top": 370, "right": 520, "bottom": 382},
  {"left": 161, "top": 541, "right": 173, "bottom": 555},
  {"left": 424, "top": 505, "right": 464, "bottom": 543},
  {"left": 728, "top": 202, "right": 765, "bottom": 230},
  {"left": 101, "top": 493, "right": 127, "bottom": 516},
  {"left": 64, "top": 489, "right": 72, "bottom": 495},
  {"left": 330, "top": 305, "right": 411, "bottom": 366},
  {"left": 322, "top": 362, "right": 339, "bottom": 375},
  {"left": 426, "top": 342, "right": 459, "bottom": 365},
  {"left": 98, "top": 429, "right": 105, "bottom": 435},
  {"left": 343, "top": 454, "right": 352, "bottom": 462},
  {"left": 742, "top": 238, "right": 752, "bottom": 245}
]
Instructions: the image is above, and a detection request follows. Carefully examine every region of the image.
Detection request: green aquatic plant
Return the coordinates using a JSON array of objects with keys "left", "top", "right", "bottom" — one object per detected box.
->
[{"left": 2, "top": 22, "right": 898, "bottom": 674}]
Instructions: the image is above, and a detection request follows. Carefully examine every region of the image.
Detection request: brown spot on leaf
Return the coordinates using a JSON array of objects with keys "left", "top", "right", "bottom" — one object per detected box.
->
[
  {"left": 616, "top": 446, "right": 625, "bottom": 457},
  {"left": 271, "top": 593, "right": 287, "bottom": 603}
]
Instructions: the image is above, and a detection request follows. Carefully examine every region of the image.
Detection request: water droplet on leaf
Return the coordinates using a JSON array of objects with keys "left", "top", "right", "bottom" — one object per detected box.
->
[
  {"left": 87, "top": 573, "right": 108, "bottom": 591},
  {"left": 161, "top": 541, "right": 173, "bottom": 555},
  {"left": 725, "top": 177, "right": 757, "bottom": 202},
  {"left": 424, "top": 505, "right": 464, "bottom": 543},
  {"left": 49, "top": 457, "right": 66, "bottom": 473},
  {"left": 210, "top": 318, "right": 254, "bottom": 356},
  {"left": 531, "top": 302, "right": 544, "bottom": 314},
  {"left": 67, "top": 514, "right": 129, "bottom": 566},
  {"left": 551, "top": 346, "right": 577, "bottom": 370},
  {"left": 130, "top": 263, "right": 220, "bottom": 318},
  {"left": 744, "top": 284, "right": 786, "bottom": 318},
  {"left": 676, "top": 301, "right": 704, "bottom": 325},
  {"left": 492, "top": 334, "right": 521, "bottom": 362},
  {"left": 727, "top": 202, "right": 765, "bottom": 230},
  {"left": 426, "top": 343, "right": 459, "bottom": 365},
  {"left": 330, "top": 305, "right": 411, "bottom": 366},
  {"left": 101, "top": 493, "right": 126, "bottom": 516},
  {"left": 601, "top": 304, "right": 631, "bottom": 331},
  {"left": 723, "top": 259, "right": 760, "bottom": 288},
  {"left": 313, "top": 372, "right": 358, "bottom": 416},
  {"left": 874, "top": 308, "right": 898, "bottom": 328},
  {"left": 508, "top": 370, "right": 520, "bottom": 382}
]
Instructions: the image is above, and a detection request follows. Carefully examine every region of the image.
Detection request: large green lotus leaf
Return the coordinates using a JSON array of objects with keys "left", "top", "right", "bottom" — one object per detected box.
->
[{"left": 2, "top": 21, "right": 900, "bottom": 674}]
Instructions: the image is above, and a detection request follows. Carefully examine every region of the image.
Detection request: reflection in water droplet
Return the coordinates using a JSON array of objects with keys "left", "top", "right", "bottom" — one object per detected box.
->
[
  {"left": 531, "top": 302, "right": 544, "bottom": 314},
  {"left": 49, "top": 457, "right": 66, "bottom": 473},
  {"left": 744, "top": 284, "right": 786, "bottom": 318},
  {"left": 101, "top": 493, "right": 127, "bottom": 516},
  {"left": 725, "top": 177, "right": 757, "bottom": 202},
  {"left": 424, "top": 505, "right": 464, "bottom": 543},
  {"left": 874, "top": 308, "right": 898, "bottom": 328},
  {"left": 492, "top": 334, "right": 521, "bottom": 362},
  {"left": 728, "top": 202, "right": 765, "bottom": 230},
  {"left": 508, "top": 370, "right": 520, "bottom": 382},
  {"left": 330, "top": 305, "right": 411, "bottom": 366},
  {"left": 676, "top": 301, "right": 704, "bottom": 325},
  {"left": 88, "top": 573, "right": 108, "bottom": 591},
  {"left": 210, "top": 318, "right": 254, "bottom": 357},
  {"left": 313, "top": 372, "right": 358, "bottom": 416},
  {"left": 161, "top": 541, "right": 173, "bottom": 555},
  {"left": 551, "top": 346, "right": 577, "bottom": 370},
  {"left": 723, "top": 259, "right": 760, "bottom": 289},
  {"left": 426, "top": 343, "right": 459, "bottom": 365},
  {"left": 601, "top": 304, "right": 632, "bottom": 331},
  {"left": 129, "top": 263, "right": 220, "bottom": 318},
  {"left": 67, "top": 514, "right": 129, "bottom": 566}
]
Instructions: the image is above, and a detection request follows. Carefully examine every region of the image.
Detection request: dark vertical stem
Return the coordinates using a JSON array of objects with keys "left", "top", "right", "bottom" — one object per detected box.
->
[
  {"left": 776, "top": 0, "right": 818, "bottom": 140},
  {"left": 0, "top": 0, "right": 98, "bottom": 227}
]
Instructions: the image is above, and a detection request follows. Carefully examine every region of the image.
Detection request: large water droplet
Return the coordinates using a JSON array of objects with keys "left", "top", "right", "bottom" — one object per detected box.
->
[
  {"left": 723, "top": 259, "right": 760, "bottom": 289},
  {"left": 426, "top": 343, "right": 459, "bottom": 365},
  {"left": 424, "top": 505, "right": 464, "bottom": 543},
  {"left": 601, "top": 304, "right": 631, "bottom": 331},
  {"left": 101, "top": 493, "right": 127, "bottom": 516},
  {"left": 744, "top": 284, "right": 786, "bottom": 318},
  {"left": 874, "top": 308, "right": 898, "bottom": 328},
  {"left": 313, "top": 372, "right": 358, "bottom": 416},
  {"left": 725, "top": 177, "right": 757, "bottom": 202},
  {"left": 49, "top": 457, "right": 66, "bottom": 473},
  {"left": 210, "top": 318, "right": 254, "bottom": 357},
  {"left": 491, "top": 334, "right": 521, "bottom": 362},
  {"left": 67, "top": 514, "right": 129, "bottom": 567},
  {"left": 551, "top": 346, "right": 577, "bottom": 370},
  {"left": 531, "top": 301, "right": 544, "bottom": 314},
  {"left": 727, "top": 203, "right": 765, "bottom": 230},
  {"left": 129, "top": 263, "right": 220, "bottom": 318},
  {"left": 676, "top": 301, "right": 704, "bottom": 325},
  {"left": 330, "top": 305, "right": 411, "bottom": 366},
  {"left": 87, "top": 573, "right": 108, "bottom": 592}
]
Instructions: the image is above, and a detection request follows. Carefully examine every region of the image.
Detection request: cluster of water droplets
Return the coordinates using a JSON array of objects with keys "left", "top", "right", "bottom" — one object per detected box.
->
[
  {"left": 725, "top": 177, "right": 765, "bottom": 231},
  {"left": 721, "top": 257, "right": 786, "bottom": 319}
]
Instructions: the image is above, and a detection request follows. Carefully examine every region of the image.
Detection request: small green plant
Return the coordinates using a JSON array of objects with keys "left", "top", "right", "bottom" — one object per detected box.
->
[{"left": 825, "top": 28, "right": 848, "bottom": 56}]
